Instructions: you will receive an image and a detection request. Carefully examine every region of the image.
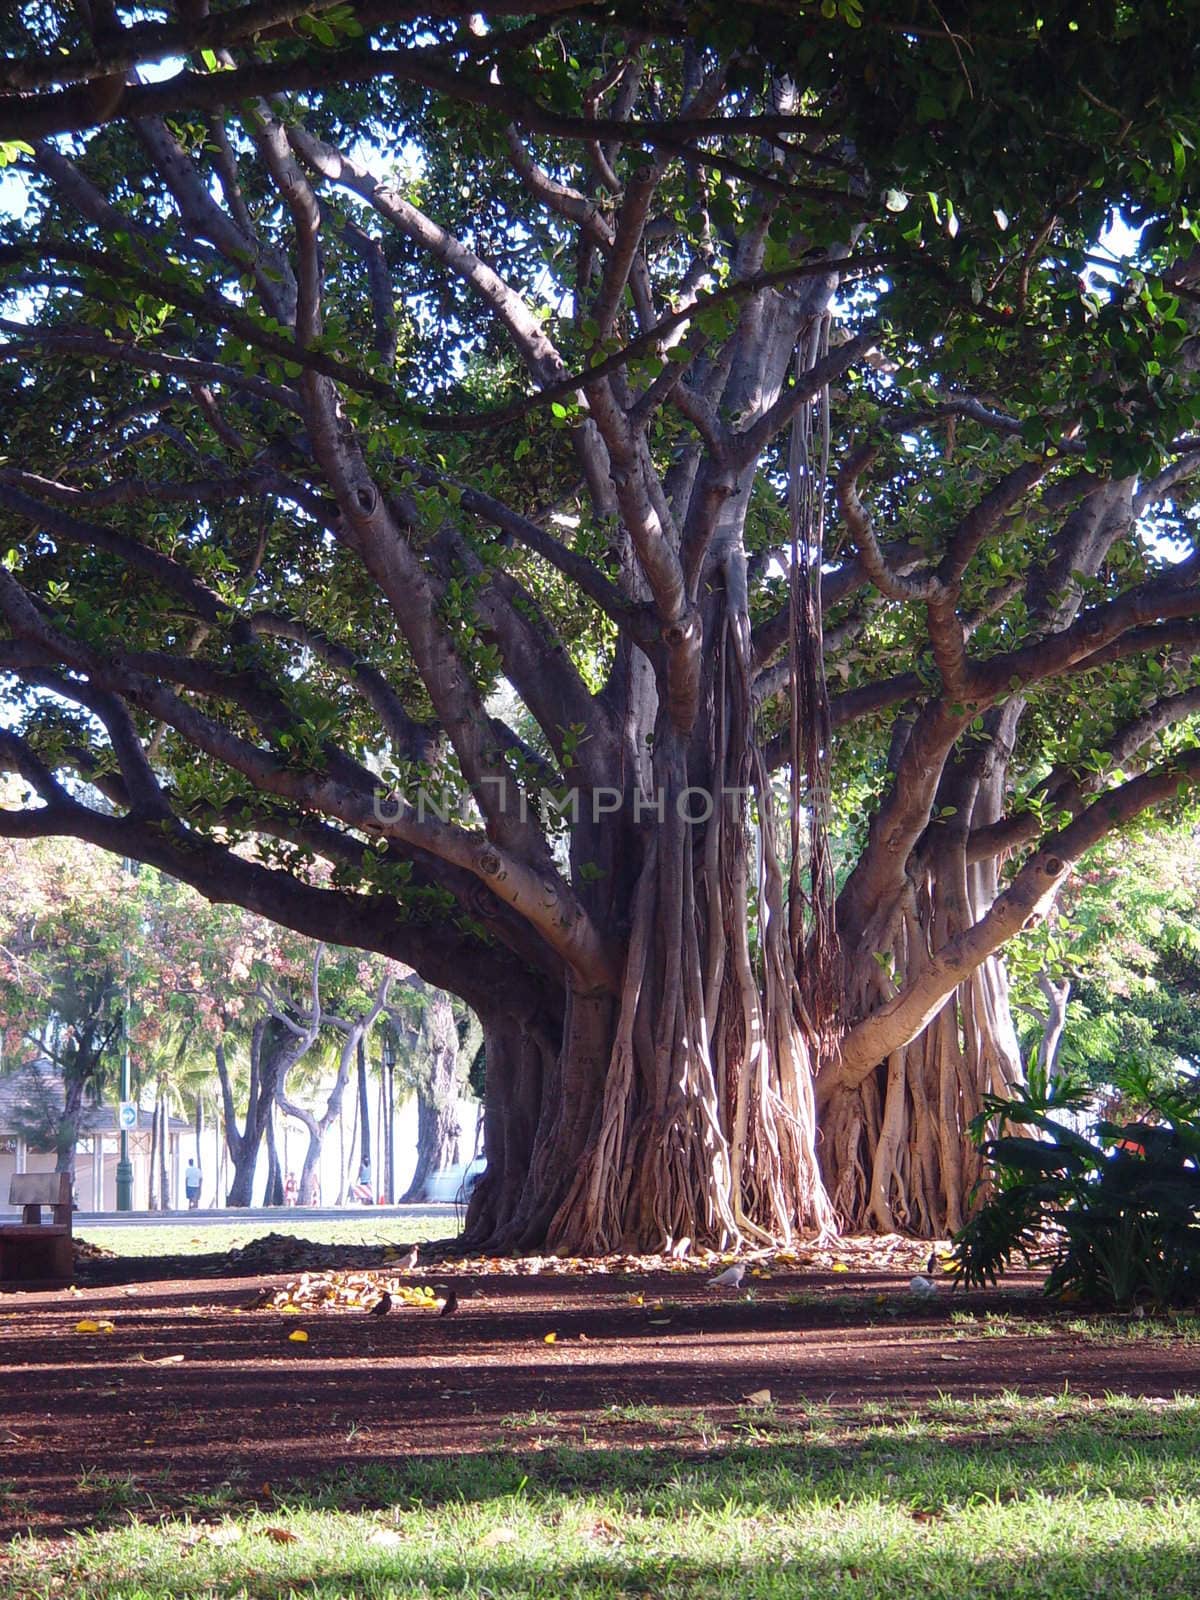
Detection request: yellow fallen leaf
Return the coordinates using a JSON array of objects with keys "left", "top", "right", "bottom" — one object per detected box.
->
[
  {"left": 279, "top": 1303, "right": 302, "bottom": 1315},
  {"left": 543, "top": 1331, "right": 557, "bottom": 1344},
  {"left": 288, "top": 1329, "right": 308, "bottom": 1343},
  {"left": 265, "top": 1526, "right": 300, "bottom": 1544},
  {"left": 74, "top": 1319, "right": 101, "bottom": 1333},
  {"left": 831, "top": 1262, "right": 850, "bottom": 1273}
]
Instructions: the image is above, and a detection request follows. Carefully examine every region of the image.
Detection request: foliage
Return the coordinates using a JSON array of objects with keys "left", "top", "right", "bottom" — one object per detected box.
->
[
  {"left": 955, "top": 1066, "right": 1200, "bottom": 1306},
  {"left": 1011, "top": 823, "right": 1200, "bottom": 1096}
]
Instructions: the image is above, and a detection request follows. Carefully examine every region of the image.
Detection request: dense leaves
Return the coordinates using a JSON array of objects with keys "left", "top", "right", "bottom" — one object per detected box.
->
[{"left": 955, "top": 1067, "right": 1200, "bottom": 1306}]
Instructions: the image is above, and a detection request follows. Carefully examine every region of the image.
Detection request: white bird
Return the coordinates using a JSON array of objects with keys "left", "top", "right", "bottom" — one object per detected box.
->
[
  {"left": 397, "top": 1244, "right": 419, "bottom": 1271},
  {"left": 908, "top": 1274, "right": 937, "bottom": 1297},
  {"left": 707, "top": 1263, "right": 746, "bottom": 1288}
]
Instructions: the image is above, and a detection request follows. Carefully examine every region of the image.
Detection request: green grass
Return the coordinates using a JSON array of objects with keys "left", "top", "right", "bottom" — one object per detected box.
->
[
  {"left": 77, "top": 1215, "right": 453, "bottom": 1259},
  {"left": 6, "top": 1393, "right": 1200, "bottom": 1597},
  {"left": 948, "top": 1310, "right": 1200, "bottom": 1346}
]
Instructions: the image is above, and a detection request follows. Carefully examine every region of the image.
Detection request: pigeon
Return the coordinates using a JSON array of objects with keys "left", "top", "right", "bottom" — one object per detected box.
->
[
  {"left": 908, "top": 1275, "right": 937, "bottom": 1298},
  {"left": 369, "top": 1292, "right": 392, "bottom": 1317},
  {"left": 397, "top": 1244, "right": 419, "bottom": 1271},
  {"left": 707, "top": 1262, "right": 746, "bottom": 1288},
  {"left": 439, "top": 1290, "right": 459, "bottom": 1317}
]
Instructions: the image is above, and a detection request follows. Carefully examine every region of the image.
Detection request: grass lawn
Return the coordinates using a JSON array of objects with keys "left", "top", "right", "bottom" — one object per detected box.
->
[
  {"left": 5, "top": 1391, "right": 1199, "bottom": 1598},
  {"left": 76, "top": 1215, "right": 453, "bottom": 1258}
]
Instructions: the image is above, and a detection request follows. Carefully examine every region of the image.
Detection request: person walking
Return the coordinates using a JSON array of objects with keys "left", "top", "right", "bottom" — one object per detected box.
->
[{"left": 184, "top": 1159, "right": 202, "bottom": 1210}]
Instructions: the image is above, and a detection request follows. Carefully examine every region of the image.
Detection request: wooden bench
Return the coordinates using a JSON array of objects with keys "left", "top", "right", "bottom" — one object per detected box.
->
[{"left": 0, "top": 1173, "right": 74, "bottom": 1285}]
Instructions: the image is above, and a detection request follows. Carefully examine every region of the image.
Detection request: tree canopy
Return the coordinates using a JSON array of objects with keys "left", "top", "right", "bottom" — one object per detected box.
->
[{"left": 2, "top": 3, "right": 1200, "bottom": 1248}]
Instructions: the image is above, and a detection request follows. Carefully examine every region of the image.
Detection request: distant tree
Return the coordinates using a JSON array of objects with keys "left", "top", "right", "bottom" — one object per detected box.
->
[
  {"left": 395, "top": 982, "right": 474, "bottom": 1203},
  {"left": 265, "top": 943, "right": 401, "bottom": 1203},
  {"left": 1014, "top": 823, "right": 1200, "bottom": 1100}
]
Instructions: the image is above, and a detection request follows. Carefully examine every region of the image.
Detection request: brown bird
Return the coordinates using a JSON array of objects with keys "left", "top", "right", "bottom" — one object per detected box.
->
[
  {"left": 397, "top": 1244, "right": 419, "bottom": 1271},
  {"left": 369, "top": 1292, "right": 392, "bottom": 1317},
  {"left": 439, "top": 1290, "right": 458, "bottom": 1317}
]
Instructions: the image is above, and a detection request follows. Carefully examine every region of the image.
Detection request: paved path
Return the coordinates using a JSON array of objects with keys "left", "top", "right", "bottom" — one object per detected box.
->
[{"left": 70, "top": 1204, "right": 459, "bottom": 1228}]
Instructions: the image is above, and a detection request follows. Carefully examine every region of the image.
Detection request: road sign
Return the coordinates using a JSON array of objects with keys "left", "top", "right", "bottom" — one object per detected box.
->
[{"left": 118, "top": 1101, "right": 138, "bottom": 1131}]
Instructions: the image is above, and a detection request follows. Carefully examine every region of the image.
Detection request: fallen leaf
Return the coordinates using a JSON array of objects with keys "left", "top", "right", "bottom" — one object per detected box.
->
[
  {"left": 479, "top": 1527, "right": 517, "bottom": 1549},
  {"left": 366, "top": 1528, "right": 404, "bottom": 1548},
  {"left": 74, "top": 1319, "right": 101, "bottom": 1333},
  {"left": 288, "top": 1329, "right": 309, "bottom": 1343},
  {"left": 581, "top": 1514, "right": 620, "bottom": 1541},
  {"left": 831, "top": 1262, "right": 850, "bottom": 1274},
  {"left": 744, "top": 1388, "right": 773, "bottom": 1406},
  {"left": 265, "top": 1526, "right": 300, "bottom": 1544},
  {"left": 543, "top": 1331, "right": 557, "bottom": 1344},
  {"left": 137, "top": 1353, "right": 185, "bottom": 1365},
  {"left": 205, "top": 1525, "right": 241, "bottom": 1547}
]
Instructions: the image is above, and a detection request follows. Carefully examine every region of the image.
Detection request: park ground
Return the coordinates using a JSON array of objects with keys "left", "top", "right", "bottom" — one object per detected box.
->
[{"left": 0, "top": 1230, "right": 1198, "bottom": 1598}]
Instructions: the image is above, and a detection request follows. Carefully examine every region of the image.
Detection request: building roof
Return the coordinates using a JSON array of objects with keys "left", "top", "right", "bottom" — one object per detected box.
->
[{"left": 0, "top": 1060, "right": 189, "bottom": 1137}]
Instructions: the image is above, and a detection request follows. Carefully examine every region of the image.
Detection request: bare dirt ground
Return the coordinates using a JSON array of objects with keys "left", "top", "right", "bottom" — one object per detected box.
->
[{"left": 2, "top": 1235, "right": 1197, "bottom": 1539}]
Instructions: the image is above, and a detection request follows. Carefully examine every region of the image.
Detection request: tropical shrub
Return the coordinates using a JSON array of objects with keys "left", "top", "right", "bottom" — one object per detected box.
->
[{"left": 954, "top": 1066, "right": 1200, "bottom": 1307}]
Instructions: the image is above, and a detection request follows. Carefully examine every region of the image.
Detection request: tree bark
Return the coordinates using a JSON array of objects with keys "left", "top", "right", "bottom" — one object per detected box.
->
[
  {"left": 1037, "top": 973, "right": 1072, "bottom": 1084},
  {"left": 264, "top": 1100, "right": 283, "bottom": 1208},
  {"left": 217, "top": 1019, "right": 291, "bottom": 1207},
  {"left": 158, "top": 1079, "right": 170, "bottom": 1210},
  {"left": 355, "top": 1031, "right": 371, "bottom": 1188},
  {"left": 400, "top": 989, "right": 461, "bottom": 1202}
]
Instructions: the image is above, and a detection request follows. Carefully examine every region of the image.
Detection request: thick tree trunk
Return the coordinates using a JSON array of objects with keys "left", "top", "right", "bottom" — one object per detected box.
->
[
  {"left": 461, "top": 1006, "right": 562, "bottom": 1250},
  {"left": 821, "top": 711, "right": 1026, "bottom": 1236},
  {"left": 400, "top": 990, "right": 461, "bottom": 1202},
  {"left": 463, "top": 597, "right": 835, "bottom": 1255}
]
